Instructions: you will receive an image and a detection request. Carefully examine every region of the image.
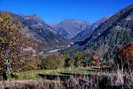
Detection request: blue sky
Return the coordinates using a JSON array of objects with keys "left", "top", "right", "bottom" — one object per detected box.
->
[{"left": 0, "top": 0, "right": 132, "bottom": 24}]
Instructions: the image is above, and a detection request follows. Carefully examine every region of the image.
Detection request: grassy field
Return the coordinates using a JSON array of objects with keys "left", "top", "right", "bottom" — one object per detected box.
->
[{"left": 12, "top": 67, "right": 92, "bottom": 80}]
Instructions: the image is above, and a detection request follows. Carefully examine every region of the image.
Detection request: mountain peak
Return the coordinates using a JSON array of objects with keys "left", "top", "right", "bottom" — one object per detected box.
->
[
  {"left": 62, "top": 19, "right": 91, "bottom": 24},
  {"left": 51, "top": 19, "right": 92, "bottom": 39}
]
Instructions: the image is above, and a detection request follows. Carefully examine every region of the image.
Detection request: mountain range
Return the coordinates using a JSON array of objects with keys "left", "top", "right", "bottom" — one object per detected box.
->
[
  {"left": 0, "top": 11, "right": 93, "bottom": 51},
  {"left": 71, "top": 4, "right": 133, "bottom": 60},
  {"left": 1, "top": 4, "right": 133, "bottom": 61},
  {"left": 15, "top": 14, "right": 67, "bottom": 49}
]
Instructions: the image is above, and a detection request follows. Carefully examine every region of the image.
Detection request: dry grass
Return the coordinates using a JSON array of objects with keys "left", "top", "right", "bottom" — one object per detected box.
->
[{"left": 0, "top": 80, "right": 64, "bottom": 89}]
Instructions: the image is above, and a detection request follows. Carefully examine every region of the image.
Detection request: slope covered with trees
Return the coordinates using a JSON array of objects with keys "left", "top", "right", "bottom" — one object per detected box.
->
[{"left": 70, "top": 4, "right": 133, "bottom": 62}]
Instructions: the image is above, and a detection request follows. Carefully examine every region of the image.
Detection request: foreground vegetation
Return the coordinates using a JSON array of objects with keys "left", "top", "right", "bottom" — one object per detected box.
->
[{"left": 0, "top": 69, "right": 133, "bottom": 89}]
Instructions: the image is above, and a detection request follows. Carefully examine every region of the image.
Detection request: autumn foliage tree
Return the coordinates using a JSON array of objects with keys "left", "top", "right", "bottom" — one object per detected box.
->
[
  {"left": 0, "top": 12, "right": 23, "bottom": 80},
  {"left": 116, "top": 43, "right": 133, "bottom": 70},
  {"left": 0, "top": 11, "right": 40, "bottom": 80}
]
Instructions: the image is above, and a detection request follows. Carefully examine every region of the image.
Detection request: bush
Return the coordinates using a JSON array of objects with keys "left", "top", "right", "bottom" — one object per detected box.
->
[
  {"left": 74, "top": 52, "right": 86, "bottom": 67},
  {"left": 13, "top": 56, "right": 41, "bottom": 72},
  {"left": 64, "top": 54, "right": 74, "bottom": 68},
  {"left": 41, "top": 54, "right": 64, "bottom": 69}
]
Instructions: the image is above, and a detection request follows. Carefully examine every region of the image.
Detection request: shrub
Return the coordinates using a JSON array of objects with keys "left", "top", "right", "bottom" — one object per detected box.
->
[
  {"left": 13, "top": 56, "right": 41, "bottom": 72},
  {"left": 74, "top": 52, "right": 86, "bottom": 67},
  {"left": 64, "top": 54, "right": 74, "bottom": 68},
  {"left": 115, "top": 43, "right": 133, "bottom": 70},
  {"left": 41, "top": 54, "right": 64, "bottom": 69}
]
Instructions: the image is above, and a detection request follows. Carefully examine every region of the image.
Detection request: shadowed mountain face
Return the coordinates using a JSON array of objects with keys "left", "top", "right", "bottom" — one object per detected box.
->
[
  {"left": 13, "top": 14, "right": 68, "bottom": 49},
  {"left": 72, "top": 17, "right": 109, "bottom": 42},
  {"left": 0, "top": 11, "right": 70, "bottom": 50},
  {"left": 51, "top": 19, "right": 91, "bottom": 39},
  {"left": 71, "top": 4, "right": 133, "bottom": 60}
]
